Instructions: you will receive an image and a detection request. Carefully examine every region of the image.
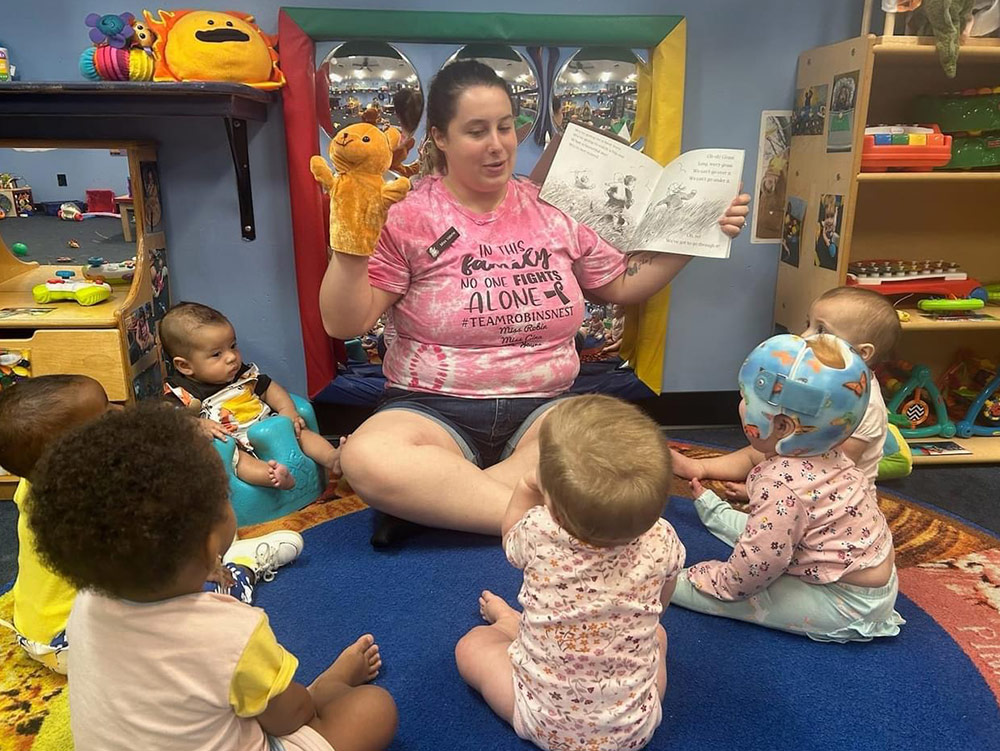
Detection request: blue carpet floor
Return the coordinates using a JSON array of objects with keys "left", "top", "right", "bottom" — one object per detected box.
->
[{"left": 254, "top": 501, "right": 1000, "bottom": 751}]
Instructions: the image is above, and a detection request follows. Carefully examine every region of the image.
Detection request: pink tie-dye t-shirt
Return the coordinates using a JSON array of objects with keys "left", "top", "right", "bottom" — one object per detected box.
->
[{"left": 367, "top": 176, "right": 627, "bottom": 397}]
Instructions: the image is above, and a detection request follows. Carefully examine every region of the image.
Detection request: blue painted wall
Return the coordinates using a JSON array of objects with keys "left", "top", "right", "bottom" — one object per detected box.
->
[
  {"left": 0, "top": 0, "right": 863, "bottom": 395},
  {"left": 0, "top": 148, "right": 129, "bottom": 202}
]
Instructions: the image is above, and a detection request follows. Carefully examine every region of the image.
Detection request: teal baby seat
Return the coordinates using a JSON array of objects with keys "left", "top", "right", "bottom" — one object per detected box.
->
[{"left": 214, "top": 393, "right": 326, "bottom": 526}]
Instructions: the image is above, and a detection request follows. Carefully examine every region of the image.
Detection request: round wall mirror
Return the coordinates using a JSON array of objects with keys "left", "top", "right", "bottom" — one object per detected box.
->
[
  {"left": 318, "top": 41, "right": 422, "bottom": 137},
  {"left": 444, "top": 44, "right": 538, "bottom": 142},
  {"left": 552, "top": 48, "right": 643, "bottom": 144}
]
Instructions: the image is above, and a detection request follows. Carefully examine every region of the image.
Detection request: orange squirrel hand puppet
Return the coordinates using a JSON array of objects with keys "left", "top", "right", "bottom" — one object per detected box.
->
[{"left": 309, "top": 123, "right": 410, "bottom": 256}]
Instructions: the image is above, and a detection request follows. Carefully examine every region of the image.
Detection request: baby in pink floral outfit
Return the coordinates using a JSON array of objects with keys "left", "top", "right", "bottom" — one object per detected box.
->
[
  {"left": 672, "top": 333, "right": 904, "bottom": 642},
  {"left": 455, "top": 395, "right": 685, "bottom": 751}
]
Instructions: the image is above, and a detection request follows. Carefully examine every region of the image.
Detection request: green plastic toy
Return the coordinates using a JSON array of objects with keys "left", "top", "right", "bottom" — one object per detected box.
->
[
  {"left": 917, "top": 298, "right": 985, "bottom": 311},
  {"left": 32, "top": 280, "right": 111, "bottom": 307},
  {"left": 10, "top": 242, "right": 27, "bottom": 256}
]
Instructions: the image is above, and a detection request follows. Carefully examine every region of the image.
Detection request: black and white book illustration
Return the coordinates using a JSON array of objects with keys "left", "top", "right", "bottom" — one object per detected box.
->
[{"left": 538, "top": 123, "right": 744, "bottom": 259}]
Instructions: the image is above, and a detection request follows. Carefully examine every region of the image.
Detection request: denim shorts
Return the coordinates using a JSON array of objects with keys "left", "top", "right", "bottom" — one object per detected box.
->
[{"left": 375, "top": 388, "right": 568, "bottom": 468}]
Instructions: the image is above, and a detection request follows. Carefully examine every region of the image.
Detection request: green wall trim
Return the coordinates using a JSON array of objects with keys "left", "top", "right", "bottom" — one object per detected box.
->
[{"left": 280, "top": 8, "right": 682, "bottom": 47}]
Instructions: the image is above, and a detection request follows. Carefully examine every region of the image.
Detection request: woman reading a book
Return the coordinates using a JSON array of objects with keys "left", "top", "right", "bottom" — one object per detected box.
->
[{"left": 319, "top": 59, "right": 750, "bottom": 545}]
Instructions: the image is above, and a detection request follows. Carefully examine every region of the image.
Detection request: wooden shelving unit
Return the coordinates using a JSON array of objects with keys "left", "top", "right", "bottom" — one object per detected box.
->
[{"left": 775, "top": 35, "right": 1000, "bottom": 465}]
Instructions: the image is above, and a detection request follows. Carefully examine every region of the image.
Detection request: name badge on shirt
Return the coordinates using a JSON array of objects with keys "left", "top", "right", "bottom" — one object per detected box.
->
[{"left": 427, "top": 227, "right": 460, "bottom": 259}]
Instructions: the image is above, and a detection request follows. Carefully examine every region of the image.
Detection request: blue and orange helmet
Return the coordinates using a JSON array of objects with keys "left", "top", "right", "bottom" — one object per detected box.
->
[{"left": 738, "top": 333, "right": 871, "bottom": 457}]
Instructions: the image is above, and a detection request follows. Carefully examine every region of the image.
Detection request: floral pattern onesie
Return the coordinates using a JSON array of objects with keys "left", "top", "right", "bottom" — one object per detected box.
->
[
  {"left": 504, "top": 506, "right": 686, "bottom": 751},
  {"left": 672, "top": 450, "right": 905, "bottom": 642}
]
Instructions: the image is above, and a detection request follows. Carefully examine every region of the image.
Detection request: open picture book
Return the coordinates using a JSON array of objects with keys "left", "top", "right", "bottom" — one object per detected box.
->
[{"left": 535, "top": 123, "right": 745, "bottom": 259}]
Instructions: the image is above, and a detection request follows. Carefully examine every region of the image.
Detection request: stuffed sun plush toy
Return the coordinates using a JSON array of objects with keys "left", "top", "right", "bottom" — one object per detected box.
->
[
  {"left": 143, "top": 9, "right": 284, "bottom": 89},
  {"left": 310, "top": 123, "right": 410, "bottom": 256}
]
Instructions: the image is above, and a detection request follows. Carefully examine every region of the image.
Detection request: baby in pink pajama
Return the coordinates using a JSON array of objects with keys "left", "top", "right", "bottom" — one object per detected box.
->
[
  {"left": 672, "top": 333, "right": 904, "bottom": 642},
  {"left": 455, "top": 395, "right": 685, "bottom": 751}
]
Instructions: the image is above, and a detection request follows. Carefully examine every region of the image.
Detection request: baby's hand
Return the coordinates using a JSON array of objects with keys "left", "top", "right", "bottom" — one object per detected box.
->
[
  {"left": 600, "top": 338, "right": 622, "bottom": 356},
  {"left": 280, "top": 409, "right": 306, "bottom": 438},
  {"left": 722, "top": 481, "right": 750, "bottom": 502},
  {"left": 200, "top": 418, "right": 234, "bottom": 442},
  {"left": 689, "top": 477, "right": 705, "bottom": 497},
  {"left": 206, "top": 559, "right": 236, "bottom": 589}
]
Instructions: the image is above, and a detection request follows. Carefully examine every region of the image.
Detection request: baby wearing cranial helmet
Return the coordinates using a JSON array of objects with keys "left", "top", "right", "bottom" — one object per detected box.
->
[{"left": 671, "top": 333, "right": 905, "bottom": 643}]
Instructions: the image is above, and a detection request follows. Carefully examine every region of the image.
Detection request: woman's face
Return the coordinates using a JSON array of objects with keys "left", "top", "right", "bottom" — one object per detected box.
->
[{"left": 433, "top": 84, "right": 517, "bottom": 198}]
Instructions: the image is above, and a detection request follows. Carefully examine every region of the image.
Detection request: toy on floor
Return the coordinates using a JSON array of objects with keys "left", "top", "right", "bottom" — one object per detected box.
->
[
  {"left": 878, "top": 422, "right": 914, "bottom": 480},
  {"left": 215, "top": 393, "right": 326, "bottom": 526},
  {"left": 881, "top": 360, "right": 957, "bottom": 438},
  {"left": 847, "top": 259, "right": 988, "bottom": 303},
  {"left": 84, "top": 256, "right": 135, "bottom": 284},
  {"left": 861, "top": 125, "right": 953, "bottom": 171},
  {"left": 32, "top": 278, "right": 112, "bottom": 307},
  {"left": 56, "top": 202, "right": 119, "bottom": 222},
  {"left": 10, "top": 242, "right": 28, "bottom": 257},
  {"left": 310, "top": 122, "right": 410, "bottom": 256}
]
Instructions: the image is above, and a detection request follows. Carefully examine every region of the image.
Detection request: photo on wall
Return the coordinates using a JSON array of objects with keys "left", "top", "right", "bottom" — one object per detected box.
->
[
  {"left": 150, "top": 247, "right": 170, "bottom": 324},
  {"left": 126, "top": 302, "right": 156, "bottom": 366},
  {"left": 780, "top": 195, "right": 807, "bottom": 268},
  {"left": 139, "top": 161, "right": 163, "bottom": 234},
  {"left": 751, "top": 110, "right": 791, "bottom": 244},
  {"left": 791, "top": 84, "right": 828, "bottom": 136},
  {"left": 132, "top": 361, "right": 163, "bottom": 402},
  {"left": 814, "top": 194, "right": 843, "bottom": 271},
  {"left": 827, "top": 70, "right": 859, "bottom": 153}
]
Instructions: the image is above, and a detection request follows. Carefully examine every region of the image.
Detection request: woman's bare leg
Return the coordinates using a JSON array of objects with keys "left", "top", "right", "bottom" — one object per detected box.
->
[{"left": 342, "top": 411, "right": 514, "bottom": 535}]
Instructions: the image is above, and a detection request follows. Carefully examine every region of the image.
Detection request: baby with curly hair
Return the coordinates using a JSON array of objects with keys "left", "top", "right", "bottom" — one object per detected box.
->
[
  {"left": 28, "top": 405, "right": 397, "bottom": 751},
  {"left": 0, "top": 375, "right": 304, "bottom": 674}
]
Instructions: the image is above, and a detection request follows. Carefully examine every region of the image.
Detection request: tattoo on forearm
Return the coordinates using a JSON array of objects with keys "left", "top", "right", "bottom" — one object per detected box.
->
[{"left": 626, "top": 252, "right": 654, "bottom": 276}]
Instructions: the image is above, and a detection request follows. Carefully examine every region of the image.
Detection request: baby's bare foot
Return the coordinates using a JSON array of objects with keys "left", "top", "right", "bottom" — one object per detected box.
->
[
  {"left": 314, "top": 634, "right": 382, "bottom": 690},
  {"left": 267, "top": 460, "right": 296, "bottom": 490},
  {"left": 479, "top": 590, "right": 518, "bottom": 625}
]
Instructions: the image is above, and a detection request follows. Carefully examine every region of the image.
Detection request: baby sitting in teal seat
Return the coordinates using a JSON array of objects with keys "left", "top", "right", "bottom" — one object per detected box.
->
[{"left": 160, "top": 303, "right": 340, "bottom": 523}]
